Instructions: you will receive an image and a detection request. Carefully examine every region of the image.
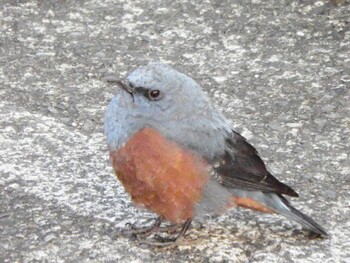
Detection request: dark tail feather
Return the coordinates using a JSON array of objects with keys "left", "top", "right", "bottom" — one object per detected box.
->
[
  {"left": 276, "top": 195, "right": 328, "bottom": 236},
  {"left": 231, "top": 190, "right": 328, "bottom": 236}
]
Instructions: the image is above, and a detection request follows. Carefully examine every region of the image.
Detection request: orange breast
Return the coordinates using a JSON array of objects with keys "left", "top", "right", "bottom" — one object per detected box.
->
[{"left": 110, "top": 128, "right": 210, "bottom": 223}]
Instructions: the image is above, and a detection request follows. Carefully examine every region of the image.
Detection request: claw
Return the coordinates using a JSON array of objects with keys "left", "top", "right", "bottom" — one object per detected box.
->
[
  {"left": 137, "top": 219, "right": 195, "bottom": 247},
  {"left": 120, "top": 218, "right": 196, "bottom": 247},
  {"left": 122, "top": 217, "right": 162, "bottom": 238}
]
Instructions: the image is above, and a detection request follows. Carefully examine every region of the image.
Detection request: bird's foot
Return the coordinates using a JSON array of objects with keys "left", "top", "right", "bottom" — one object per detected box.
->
[
  {"left": 122, "top": 217, "right": 182, "bottom": 240},
  {"left": 137, "top": 219, "right": 198, "bottom": 247},
  {"left": 138, "top": 234, "right": 201, "bottom": 248},
  {"left": 122, "top": 217, "right": 163, "bottom": 238}
]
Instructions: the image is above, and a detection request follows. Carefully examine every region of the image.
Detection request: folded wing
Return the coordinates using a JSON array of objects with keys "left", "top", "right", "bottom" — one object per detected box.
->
[{"left": 211, "top": 131, "right": 298, "bottom": 197}]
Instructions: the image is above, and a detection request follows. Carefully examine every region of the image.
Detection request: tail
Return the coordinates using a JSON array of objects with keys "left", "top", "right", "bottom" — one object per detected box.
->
[
  {"left": 232, "top": 190, "right": 328, "bottom": 236},
  {"left": 273, "top": 194, "right": 328, "bottom": 236}
]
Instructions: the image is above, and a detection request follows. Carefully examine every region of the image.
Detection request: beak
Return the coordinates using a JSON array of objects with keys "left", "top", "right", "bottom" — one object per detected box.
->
[
  {"left": 115, "top": 80, "right": 133, "bottom": 95},
  {"left": 107, "top": 79, "right": 134, "bottom": 101},
  {"left": 104, "top": 75, "right": 134, "bottom": 100}
]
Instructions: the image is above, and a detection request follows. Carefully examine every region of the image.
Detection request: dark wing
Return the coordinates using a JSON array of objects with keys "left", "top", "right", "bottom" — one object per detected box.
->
[{"left": 211, "top": 131, "right": 298, "bottom": 197}]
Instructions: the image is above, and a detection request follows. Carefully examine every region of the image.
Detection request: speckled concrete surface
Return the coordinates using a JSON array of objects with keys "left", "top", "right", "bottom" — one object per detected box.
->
[{"left": 0, "top": 0, "right": 349, "bottom": 262}]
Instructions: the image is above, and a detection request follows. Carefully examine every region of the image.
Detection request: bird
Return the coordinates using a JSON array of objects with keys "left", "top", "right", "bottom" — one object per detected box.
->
[{"left": 104, "top": 62, "right": 327, "bottom": 245}]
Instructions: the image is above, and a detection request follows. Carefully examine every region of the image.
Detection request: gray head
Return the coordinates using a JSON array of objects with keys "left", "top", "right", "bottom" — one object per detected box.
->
[
  {"left": 104, "top": 62, "right": 232, "bottom": 157},
  {"left": 124, "top": 62, "right": 210, "bottom": 117}
]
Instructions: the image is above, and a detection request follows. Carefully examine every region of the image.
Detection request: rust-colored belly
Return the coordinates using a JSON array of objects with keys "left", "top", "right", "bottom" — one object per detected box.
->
[{"left": 110, "top": 128, "right": 210, "bottom": 223}]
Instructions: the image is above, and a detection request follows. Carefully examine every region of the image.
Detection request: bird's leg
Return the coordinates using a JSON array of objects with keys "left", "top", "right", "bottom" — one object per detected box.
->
[{"left": 139, "top": 219, "right": 198, "bottom": 247}]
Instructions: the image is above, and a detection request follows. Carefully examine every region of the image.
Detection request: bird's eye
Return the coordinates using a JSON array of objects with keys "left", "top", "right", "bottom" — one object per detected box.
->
[{"left": 148, "top": 89, "right": 161, "bottom": 100}]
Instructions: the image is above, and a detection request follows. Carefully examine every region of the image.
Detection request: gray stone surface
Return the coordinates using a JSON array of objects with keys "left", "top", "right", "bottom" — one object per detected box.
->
[{"left": 0, "top": 0, "right": 349, "bottom": 262}]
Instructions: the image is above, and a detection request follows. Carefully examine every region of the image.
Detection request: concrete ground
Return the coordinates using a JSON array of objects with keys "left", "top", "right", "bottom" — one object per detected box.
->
[{"left": 1, "top": 0, "right": 349, "bottom": 262}]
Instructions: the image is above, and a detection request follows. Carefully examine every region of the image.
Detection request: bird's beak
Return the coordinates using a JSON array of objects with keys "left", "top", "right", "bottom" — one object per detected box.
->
[
  {"left": 113, "top": 80, "right": 135, "bottom": 102},
  {"left": 115, "top": 80, "right": 133, "bottom": 95},
  {"left": 104, "top": 76, "right": 134, "bottom": 101}
]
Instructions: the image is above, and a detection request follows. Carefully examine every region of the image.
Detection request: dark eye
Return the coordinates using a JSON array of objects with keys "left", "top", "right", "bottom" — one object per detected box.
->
[{"left": 148, "top": 89, "right": 161, "bottom": 100}]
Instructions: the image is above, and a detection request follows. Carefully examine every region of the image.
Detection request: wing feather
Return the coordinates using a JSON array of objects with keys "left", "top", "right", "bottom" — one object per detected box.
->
[{"left": 211, "top": 131, "right": 298, "bottom": 197}]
